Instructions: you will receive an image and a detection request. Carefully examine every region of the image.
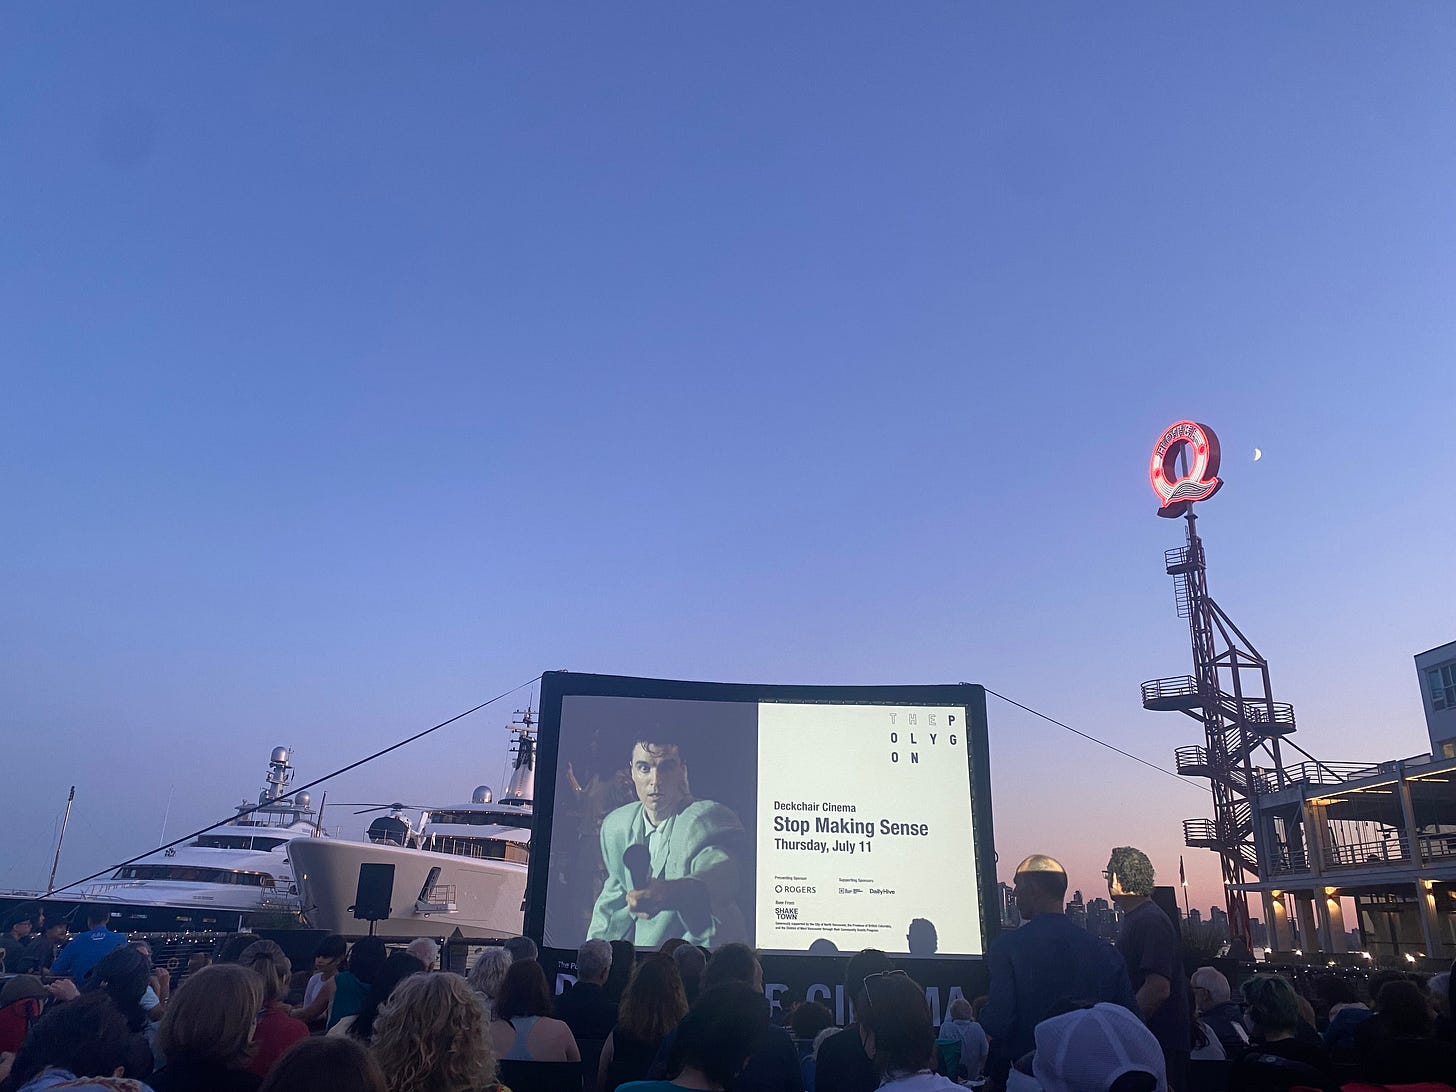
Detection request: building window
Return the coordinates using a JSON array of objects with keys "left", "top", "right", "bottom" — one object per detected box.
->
[
  {"left": 1444, "top": 742, "right": 1456, "bottom": 760},
  {"left": 1430, "top": 663, "right": 1456, "bottom": 711}
]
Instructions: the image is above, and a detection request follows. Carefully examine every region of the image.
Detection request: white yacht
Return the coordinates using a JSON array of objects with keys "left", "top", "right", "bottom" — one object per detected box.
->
[
  {"left": 78, "top": 748, "right": 322, "bottom": 929},
  {"left": 289, "top": 717, "right": 535, "bottom": 939}
]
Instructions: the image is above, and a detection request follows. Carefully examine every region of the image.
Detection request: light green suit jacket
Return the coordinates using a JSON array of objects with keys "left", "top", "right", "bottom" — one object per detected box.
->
[{"left": 588, "top": 798, "right": 747, "bottom": 947}]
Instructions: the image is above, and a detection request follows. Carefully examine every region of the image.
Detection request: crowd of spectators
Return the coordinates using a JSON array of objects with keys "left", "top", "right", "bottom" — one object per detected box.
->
[{"left": 3, "top": 892, "right": 1456, "bottom": 1092}]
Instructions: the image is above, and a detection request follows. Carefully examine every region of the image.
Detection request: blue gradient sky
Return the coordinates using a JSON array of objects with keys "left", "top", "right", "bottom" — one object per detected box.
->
[{"left": 3, "top": 4, "right": 1453, "bottom": 917}]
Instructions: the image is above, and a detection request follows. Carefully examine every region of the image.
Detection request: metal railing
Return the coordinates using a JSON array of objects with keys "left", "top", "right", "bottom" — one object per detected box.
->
[
  {"left": 1279, "top": 761, "right": 1386, "bottom": 788},
  {"left": 1143, "top": 676, "right": 1200, "bottom": 706},
  {"left": 1173, "top": 747, "right": 1278, "bottom": 797},
  {"left": 1165, "top": 545, "right": 1203, "bottom": 573},
  {"left": 1266, "top": 845, "right": 1311, "bottom": 875},
  {"left": 1245, "top": 768, "right": 1279, "bottom": 795},
  {"left": 1175, "top": 746, "right": 1210, "bottom": 774},
  {"left": 1239, "top": 700, "right": 1297, "bottom": 734},
  {"left": 1184, "top": 818, "right": 1221, "bottom": 846},
  {"left": 1263, "top": 832, "right": 1456, "bottom": 874},
  {"left": 1328, "top": 835, "right": 1411, "bottom": 869},
  {"left": 415, "top": 883, "right": 457, "bottom": 913},
  {"left": 1419, "top": 833, "right": 1456, "bottom": 863}
]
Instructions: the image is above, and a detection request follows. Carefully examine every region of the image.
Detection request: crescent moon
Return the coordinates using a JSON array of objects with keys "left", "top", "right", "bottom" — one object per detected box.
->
[{"left": 1253, "top": 448, "right": 1262, "bottom": 462}]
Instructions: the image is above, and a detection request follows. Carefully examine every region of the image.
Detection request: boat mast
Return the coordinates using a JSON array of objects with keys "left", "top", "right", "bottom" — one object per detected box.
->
[
  {"left": 159, "top": 784, "right": 175, "bottom": 846},
  {"left": 47, "top": 786, "right": 76, "bottom": 896}
]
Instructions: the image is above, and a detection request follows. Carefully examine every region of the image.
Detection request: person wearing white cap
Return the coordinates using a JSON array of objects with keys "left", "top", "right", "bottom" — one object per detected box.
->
[
  {"left": 981, "top": 855, "right": 1137, "bottom": 1084},
  {"left": 1007, "top": 1002, "right": 1165, "bottom": 1092}
]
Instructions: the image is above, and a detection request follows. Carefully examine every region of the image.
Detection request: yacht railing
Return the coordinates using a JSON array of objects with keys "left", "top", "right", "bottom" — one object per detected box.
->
[{"left": 424, "top": 835, "right": 530, "bottom": 865}]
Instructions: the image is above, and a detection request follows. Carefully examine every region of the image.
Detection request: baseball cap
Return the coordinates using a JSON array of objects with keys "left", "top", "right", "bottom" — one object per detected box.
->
[
  {"left": 0, "top": 975, "right": 48, "bottom": 1006},
  {"left": 1031, "top": 1003, "right": 1166, "bottom": 1092}
]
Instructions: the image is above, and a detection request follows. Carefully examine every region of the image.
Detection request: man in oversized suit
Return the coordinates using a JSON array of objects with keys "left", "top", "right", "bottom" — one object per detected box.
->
[{"left": 588, "top": 739, "right": 747, "bottom": 947}]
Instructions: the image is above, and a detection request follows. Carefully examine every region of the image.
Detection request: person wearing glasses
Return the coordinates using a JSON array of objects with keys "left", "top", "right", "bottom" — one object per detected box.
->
[
  {"left": 979, "top": 855, "right": 1136, "bottom": 1084},
  {"left": 1108, "top": 846, "right": 1190, "bottom": 1092},
  {"left": 859, "top": 970, "right": 959, "bottom": 1092},
  {"left": 589, "top": 738, "right": 747, "bottom": 948},
  {"left": 1189, "top": 966, "right": 1249, "bottom": 1059},
  {"left": 814, "top": 949, "right": 896, "bottom": 1092}
]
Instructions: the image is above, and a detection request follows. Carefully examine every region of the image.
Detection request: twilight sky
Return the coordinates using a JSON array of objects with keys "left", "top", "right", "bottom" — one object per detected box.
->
[{"left": 2, "top": 4, "right": 1453, "bottom": 921}]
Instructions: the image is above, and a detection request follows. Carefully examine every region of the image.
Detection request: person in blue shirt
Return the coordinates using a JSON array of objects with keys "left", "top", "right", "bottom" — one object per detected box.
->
[
  {"left": 979, "top": 855, "right": 1137, "bottom": 1084},
  {"left": 49, "top": 906, "right": 128, "bottom": 985}
]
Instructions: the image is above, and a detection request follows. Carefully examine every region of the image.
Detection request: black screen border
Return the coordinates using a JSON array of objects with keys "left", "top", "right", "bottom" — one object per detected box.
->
[{"left": 525, "top": 671, "right": 999, "bottom": 961}]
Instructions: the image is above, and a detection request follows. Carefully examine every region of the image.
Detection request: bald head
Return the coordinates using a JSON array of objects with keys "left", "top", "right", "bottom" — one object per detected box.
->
[{"left": 1013, "top": 854, "right": 1068, "bottom": 918}]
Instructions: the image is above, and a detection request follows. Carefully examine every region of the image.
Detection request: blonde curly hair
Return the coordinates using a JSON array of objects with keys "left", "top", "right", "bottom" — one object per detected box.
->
[{"left": 372, "top": 972, "right": 497, "bottom": 1092}]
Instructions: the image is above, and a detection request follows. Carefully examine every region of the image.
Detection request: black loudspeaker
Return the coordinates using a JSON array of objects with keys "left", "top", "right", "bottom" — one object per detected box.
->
[
  {"left": 352, "top": 863, "right": 395, "bottom": 921},
  {"left": 1152, "top": 885, "right": 1183, "bottom": 938}
]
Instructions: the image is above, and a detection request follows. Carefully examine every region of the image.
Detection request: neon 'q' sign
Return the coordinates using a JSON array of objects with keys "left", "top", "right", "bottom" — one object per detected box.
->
[{"left": 1149, "top": 420, "right": 1223, "bottom": 518}]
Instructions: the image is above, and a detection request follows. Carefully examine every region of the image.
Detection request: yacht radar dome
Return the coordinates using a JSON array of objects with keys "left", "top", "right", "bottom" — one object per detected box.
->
[{"left": 472, "top": 786, "right": 494, "bottom": 804}]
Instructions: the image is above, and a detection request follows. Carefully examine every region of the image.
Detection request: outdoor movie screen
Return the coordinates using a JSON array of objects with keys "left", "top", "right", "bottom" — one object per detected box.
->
[{"left": 531, "top": 673, "right": 994, "bottom": 959}]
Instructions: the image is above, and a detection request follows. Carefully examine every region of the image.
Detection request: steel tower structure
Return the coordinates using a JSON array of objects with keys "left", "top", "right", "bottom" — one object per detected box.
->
[{"left": 1141, "top": 421, "right": 1294, "bottom": 942}]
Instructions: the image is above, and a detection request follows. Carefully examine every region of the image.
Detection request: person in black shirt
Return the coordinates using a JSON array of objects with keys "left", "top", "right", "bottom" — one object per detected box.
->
[
  {"left": 648, "top": 944, "right": 802, "bottom": 1092},
  {"left": 606, "top": 939, "right": 636, "bottom": 1003},
  {"left": 558, "top": 938, "right": 621, "bottom": 1042},
  {"left": 814, "top": 949, "right": 894, "bottom": 1092},
  {"left": 21, "top": 920, "right": 68, "bottom": 974},
  {"left": 1355, "top": 979, "right": 1456, "bottom": 1088},
  {"left": 1312, "top": 973, "right": 1373, "bottom": 1065},
  {"left": 672, "top": 944, "right": 706, "bottom": 1005},
  {"left": 1231, "top": 975, "right": 1338, "bottom": 1092},
  {"left": 0, "top": 917, "right": 34, "bottom": 974},
  {"left": 602, "top": 956, "right": 689, "bottom": 1092},
  {"left": 659, "top": 983, "right": 775, "bottom": 1092},
  {"left": 1108, "top": 847, "right": 1191, "bottom": 1092}
]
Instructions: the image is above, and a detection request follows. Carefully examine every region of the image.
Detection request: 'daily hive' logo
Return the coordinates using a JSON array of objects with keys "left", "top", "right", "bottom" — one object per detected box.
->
[{"left": 1149, "top": 420, "right": 1222, "bottom": 518}]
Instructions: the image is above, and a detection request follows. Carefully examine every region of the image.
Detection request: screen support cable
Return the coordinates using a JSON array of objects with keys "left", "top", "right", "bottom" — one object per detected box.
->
[{"left": 983, "top": 686, "right": 1202, "bottom": 792}]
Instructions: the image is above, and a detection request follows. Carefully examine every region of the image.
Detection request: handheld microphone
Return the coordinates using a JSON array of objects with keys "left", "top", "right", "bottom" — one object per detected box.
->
[{"left": 624, "top": 843, "right": 651, "bottom": 890}]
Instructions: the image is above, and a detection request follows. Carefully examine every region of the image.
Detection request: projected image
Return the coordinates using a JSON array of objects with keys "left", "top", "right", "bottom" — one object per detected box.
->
[
  {"left": 544, "top": 695, "right": 758, "bottom": 950},
  {"left": 539, "top": 683, "right": 986, "bottom": 957}
]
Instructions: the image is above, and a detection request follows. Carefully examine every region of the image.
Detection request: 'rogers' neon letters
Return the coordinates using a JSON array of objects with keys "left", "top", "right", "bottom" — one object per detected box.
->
[{"left": 1149, "top": 420, "right": 1222, "bottom": 518}]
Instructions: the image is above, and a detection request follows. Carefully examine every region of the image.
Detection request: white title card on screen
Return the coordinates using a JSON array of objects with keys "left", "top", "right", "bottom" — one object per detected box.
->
[{"left": 754, "top": 702, "right": 983, "bottom": 956}]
